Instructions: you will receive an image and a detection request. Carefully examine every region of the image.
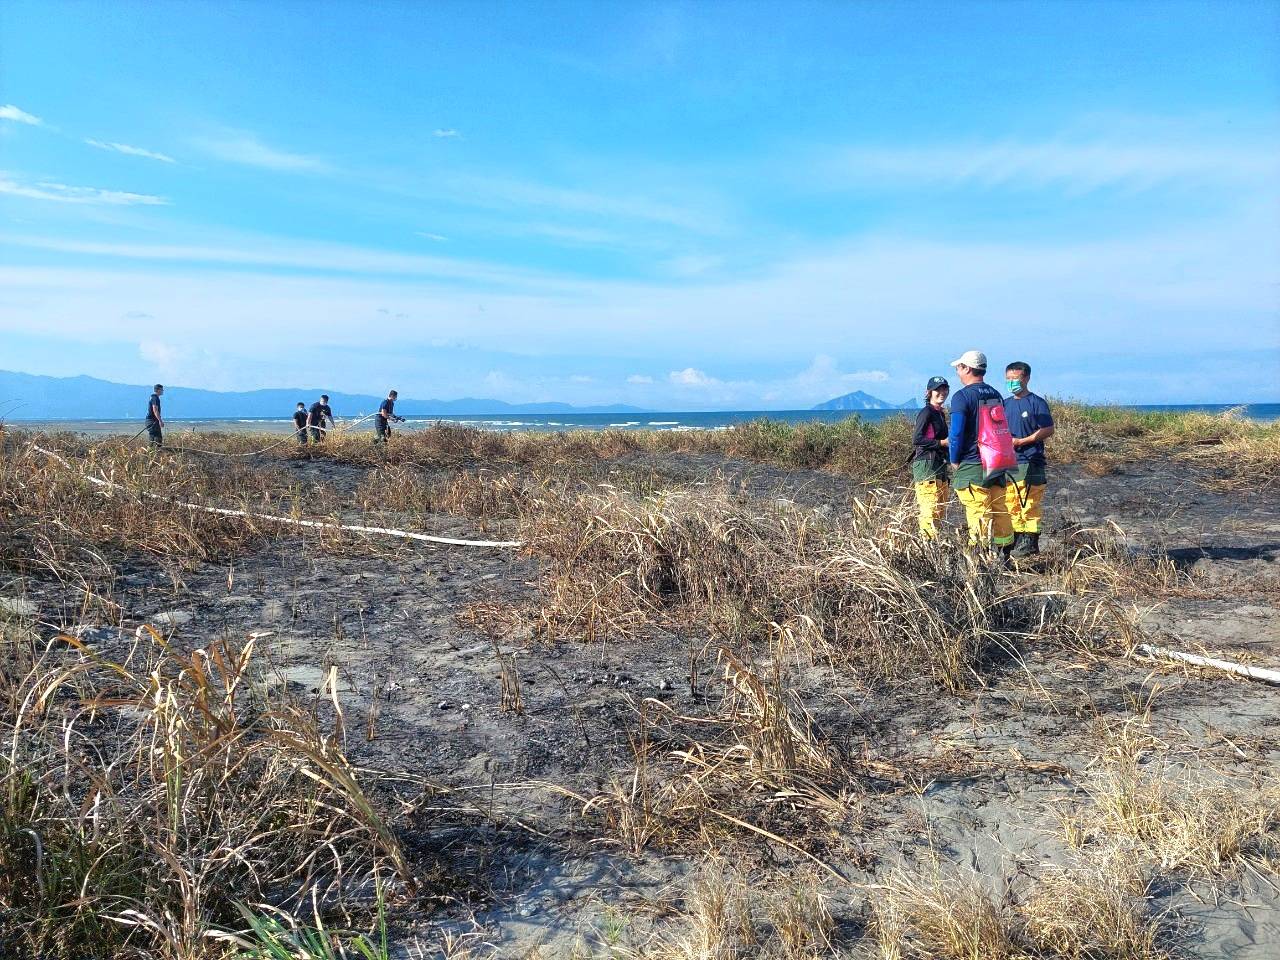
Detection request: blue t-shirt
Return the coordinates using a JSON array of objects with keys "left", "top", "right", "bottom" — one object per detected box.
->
[
  {"left": 378, "top": 398, "right": 395, "bottom": 420},
  {"left": 1003, "top": 392, "right": 1053, "bottom": 464},
  {"left": 948, "top": 381, "right": 1003, "bottom": 464},
  {"left": 146, "top": 393, "right": 161, "bottom": 423}
]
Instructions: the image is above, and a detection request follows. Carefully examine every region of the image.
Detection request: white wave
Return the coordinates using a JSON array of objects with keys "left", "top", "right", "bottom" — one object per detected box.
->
[{"left": 648, "top": 421, "right": 680, "bottom": 425}]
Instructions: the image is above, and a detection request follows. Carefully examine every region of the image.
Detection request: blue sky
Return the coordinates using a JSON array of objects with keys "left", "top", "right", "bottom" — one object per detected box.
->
[{"left": 2, "top": 0, "right": 1277, "bottom": 409}]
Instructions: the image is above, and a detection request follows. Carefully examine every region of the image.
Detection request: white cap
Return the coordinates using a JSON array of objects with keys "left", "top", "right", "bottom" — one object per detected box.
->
[{"left": 950, "top": 349, "right": 987, "bottom": 370}]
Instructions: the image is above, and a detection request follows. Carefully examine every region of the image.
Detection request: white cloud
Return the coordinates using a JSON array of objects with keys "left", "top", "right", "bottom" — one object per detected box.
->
[
  {"left": 626, "top": 374, "right": 654, "bottom": 384},
  {"left": 191, "top": 131, "right": 328, "bottom": 172},
  {"left": 433, "top": 128, "right": 461, "bottom": 139},
  {"left": 0, "top": 176, "right": 168, "bottom": 206},
  {"left": 0, "top": 104, "right": 42, "bottom": 126},
  {"left": 138, "top": 338, "right": 232, "bottom": 388},
  {"left": 569, "top": 374, "right": 594, "bottom": 383},
  {"left": 669, "top": 367, "right": 720, "bottom": 387},
  {"left": 2, "top": 199, "right": 1274, "bottom": 405},
  {"left": 416, "top": 232, "right": 449, "bottom": 242},
  {"left": 139, "top": 339, "right": 181, "bottom": 368},
  {"left": 851, "top": 369, "right": 889, "bottom": 382},
  {"left": 85, "top": 139, "right": 176, "bottom": 163}
]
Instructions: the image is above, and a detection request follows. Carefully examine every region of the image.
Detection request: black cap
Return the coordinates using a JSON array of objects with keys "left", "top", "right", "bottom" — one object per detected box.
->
[{"left": 926, "top": 376, "right": 949, "bottom": 392}]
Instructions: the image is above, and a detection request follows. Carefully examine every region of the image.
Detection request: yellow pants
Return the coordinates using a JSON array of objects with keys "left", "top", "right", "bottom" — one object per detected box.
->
[
  {"left": 955, "top": 482, "right": 1014, "bottom": 548},
  {"left": 914, "top": 478, "right": 950, "bottom": 539},
  {"left": 1005, "top": 478, "right": 1046, "bottom": 534}
]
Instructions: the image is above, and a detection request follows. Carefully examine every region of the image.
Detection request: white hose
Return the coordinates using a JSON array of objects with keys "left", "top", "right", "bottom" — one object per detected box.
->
[
  {"left": 1136, "top": 643, "right": 1280, "bottom": 686},
  {"left": 32, "top": 444, "right": 523, "bottom": 549}
]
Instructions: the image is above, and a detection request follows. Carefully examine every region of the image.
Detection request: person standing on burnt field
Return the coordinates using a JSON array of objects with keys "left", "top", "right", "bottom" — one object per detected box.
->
[{"left": 308, "top": 394, "right": 334, "bottom": 444}]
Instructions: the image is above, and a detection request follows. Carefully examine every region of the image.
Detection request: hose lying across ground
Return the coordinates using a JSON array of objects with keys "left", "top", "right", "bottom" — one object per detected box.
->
[{"left": 30, "top": 444, "right": 523, "bottom": 548}]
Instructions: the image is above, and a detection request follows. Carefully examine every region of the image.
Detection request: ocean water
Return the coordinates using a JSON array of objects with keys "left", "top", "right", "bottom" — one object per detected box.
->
[{"left": 12, "top": 404, "right": 1280, "bottom": 437}]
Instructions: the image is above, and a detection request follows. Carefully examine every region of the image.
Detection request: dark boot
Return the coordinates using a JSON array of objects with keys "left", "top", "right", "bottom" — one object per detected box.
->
[
  {"left": 1009, "top": 532, "right": 1034, "bottom": 559},
  {"left": 1026, "top": 532, "right": 1040, "bottom": 555}
]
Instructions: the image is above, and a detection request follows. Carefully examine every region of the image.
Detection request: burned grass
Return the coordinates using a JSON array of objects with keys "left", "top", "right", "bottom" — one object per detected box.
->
[
  {"left": 2, "top": 424, "right": 1277, "bottom": 957},
  {"left": 507, "top": 480, "right": 1080, "bottom": 692}
]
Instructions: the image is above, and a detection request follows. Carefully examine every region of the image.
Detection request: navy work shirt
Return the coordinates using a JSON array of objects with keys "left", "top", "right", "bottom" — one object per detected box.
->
[
  {"left": 308, "top": 402, "right": 332, "bottom": 426},
  {"left": 948, "top": 381, "right": 1003, "bottom": 464},
  {"left": 146, "top": 393, "right": 162, "bottom": 424},
  {"left": 378, "top": 397, "right": 395, "bottom": 421},
  {"left": 1004, "top": 392, "right": 1054, "bottom": 464}
]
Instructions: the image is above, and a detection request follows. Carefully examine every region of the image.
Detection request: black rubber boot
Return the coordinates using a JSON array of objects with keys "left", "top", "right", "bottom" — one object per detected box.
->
[
  {"left": 1027, "top": 532, "right": 1041, "bottom": 555},
  {"left": 1009, "top": 532, "right": 1035, "bottom": 559}
]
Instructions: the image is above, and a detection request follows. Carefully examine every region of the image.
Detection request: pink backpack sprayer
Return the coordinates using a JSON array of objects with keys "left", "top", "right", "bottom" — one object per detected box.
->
[{"left": 977, "top": 399, "right": 1018, "bottom": 481}]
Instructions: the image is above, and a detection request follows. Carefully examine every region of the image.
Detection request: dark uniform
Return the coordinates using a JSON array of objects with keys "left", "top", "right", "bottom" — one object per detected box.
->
[
  {"left": 1003, "top": 391, "right": 1054, "bottom": 539},
  {"left": 374, "top": 396, "right": 397, "bottom": 443},
  {"left": 308, "top": 401, "right": 333, "bottom": 443},
  {"left": 145, "top": 392, "right": 163, "bottom": 447},
  {"left": 292, "top": 407, "right": 309, "bottom": 443}
]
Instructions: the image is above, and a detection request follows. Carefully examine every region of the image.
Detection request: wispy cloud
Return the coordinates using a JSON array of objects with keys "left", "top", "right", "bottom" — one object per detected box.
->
[
  {"left": 85, "top": 139, "right": 176, "bottom": 163},
  {"left": 416, "top": 232, "right": 449, "bottom": 242},
  {"left": 2, "top": 199, "right": 1274, "bottom": 405},
  {"left": 0, "top": 233, "right": 574, "bottom": 289},
  {"left": 444, "top": 173, "right": 722, "bottom": 233},
  {"left": 433, "top": 128, "right": 461, "bottom": 139},
  {"left": 626, "top": 374, "right": 654, "bottom": 384},
  {"left": 823, "top": 138, "right": 1279, "bottom": 193},
  {"left": 0, "top": 104, "right": 42, "bottom": 126},
  {"left": 661, "top": 254, "right": 723, "bottom": 277},
  {"left": 191, "top": 130, "right": 328, "bottom": 172},
  {"left": 0, "top": 175, "right": 168, "bottom": 206}
]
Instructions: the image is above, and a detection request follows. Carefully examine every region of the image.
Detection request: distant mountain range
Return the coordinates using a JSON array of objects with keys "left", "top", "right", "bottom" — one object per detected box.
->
[
  {"left": 0, "top": 370, "right": 645, "bottom": 420},
  {"left": 812, "top": 390, "right": 916, "bottom": 411}
]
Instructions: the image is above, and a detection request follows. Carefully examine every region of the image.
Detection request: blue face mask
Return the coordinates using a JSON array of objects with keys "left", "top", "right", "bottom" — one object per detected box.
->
[{"left": 1006, "top": 379, "right": 1025, "bottom": 394}]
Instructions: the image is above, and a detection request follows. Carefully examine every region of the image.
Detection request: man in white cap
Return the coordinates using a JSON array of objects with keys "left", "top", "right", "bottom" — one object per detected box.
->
[{"left": 946, "top": 350, "right": 1015, "bottom": 553}]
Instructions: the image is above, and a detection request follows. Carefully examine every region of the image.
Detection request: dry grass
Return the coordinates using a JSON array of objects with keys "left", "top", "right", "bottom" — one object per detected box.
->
[
  {"left": 631, "top": 862, "right": 836, "bottom": 960},
  {"left": 1051, "top": 521, "right": 1188, "bottom": 601},
  {"left": 513, "top": 481, "right": 1071, "bottom": 692},
  {"left": 581, "top": 651, "right": 858, "bottom": 862},
  {"left": 4, "top": 415, "right": 1272, "bottom": 957},
  {"left": 14, "top": 401, "right": 1273, "bottom": 494},
  {"left": 1074, "top": 729, "right": 1280, "bottom": 877},
  {"left": 1051, "top": 403, "right": 1279, "bottom": 484},
  {"left": 0, "top": 618, "right": 408, "bottom": 959},
  {"left": 127, "top": 404, "right": 1277, "bottom": 489},
  {"left": 1021, "top": 849, "right": 1166, "bottom": 960},
  {"left": 871, "top": 852, "right": 1168, "bottom": 960},
  {"left": 1, "top": 439, "right": 273, "bottom": 575}
]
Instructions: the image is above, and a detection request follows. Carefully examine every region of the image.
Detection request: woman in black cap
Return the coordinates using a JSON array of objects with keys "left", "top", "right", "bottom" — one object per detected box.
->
[{"left": 912, "top": 376, "right": 951, "bottom": 538}]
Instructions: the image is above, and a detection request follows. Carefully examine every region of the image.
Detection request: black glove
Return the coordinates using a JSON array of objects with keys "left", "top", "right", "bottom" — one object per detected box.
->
[{"left": 395, "top": 416, "right": 406, "bottom": 423}]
